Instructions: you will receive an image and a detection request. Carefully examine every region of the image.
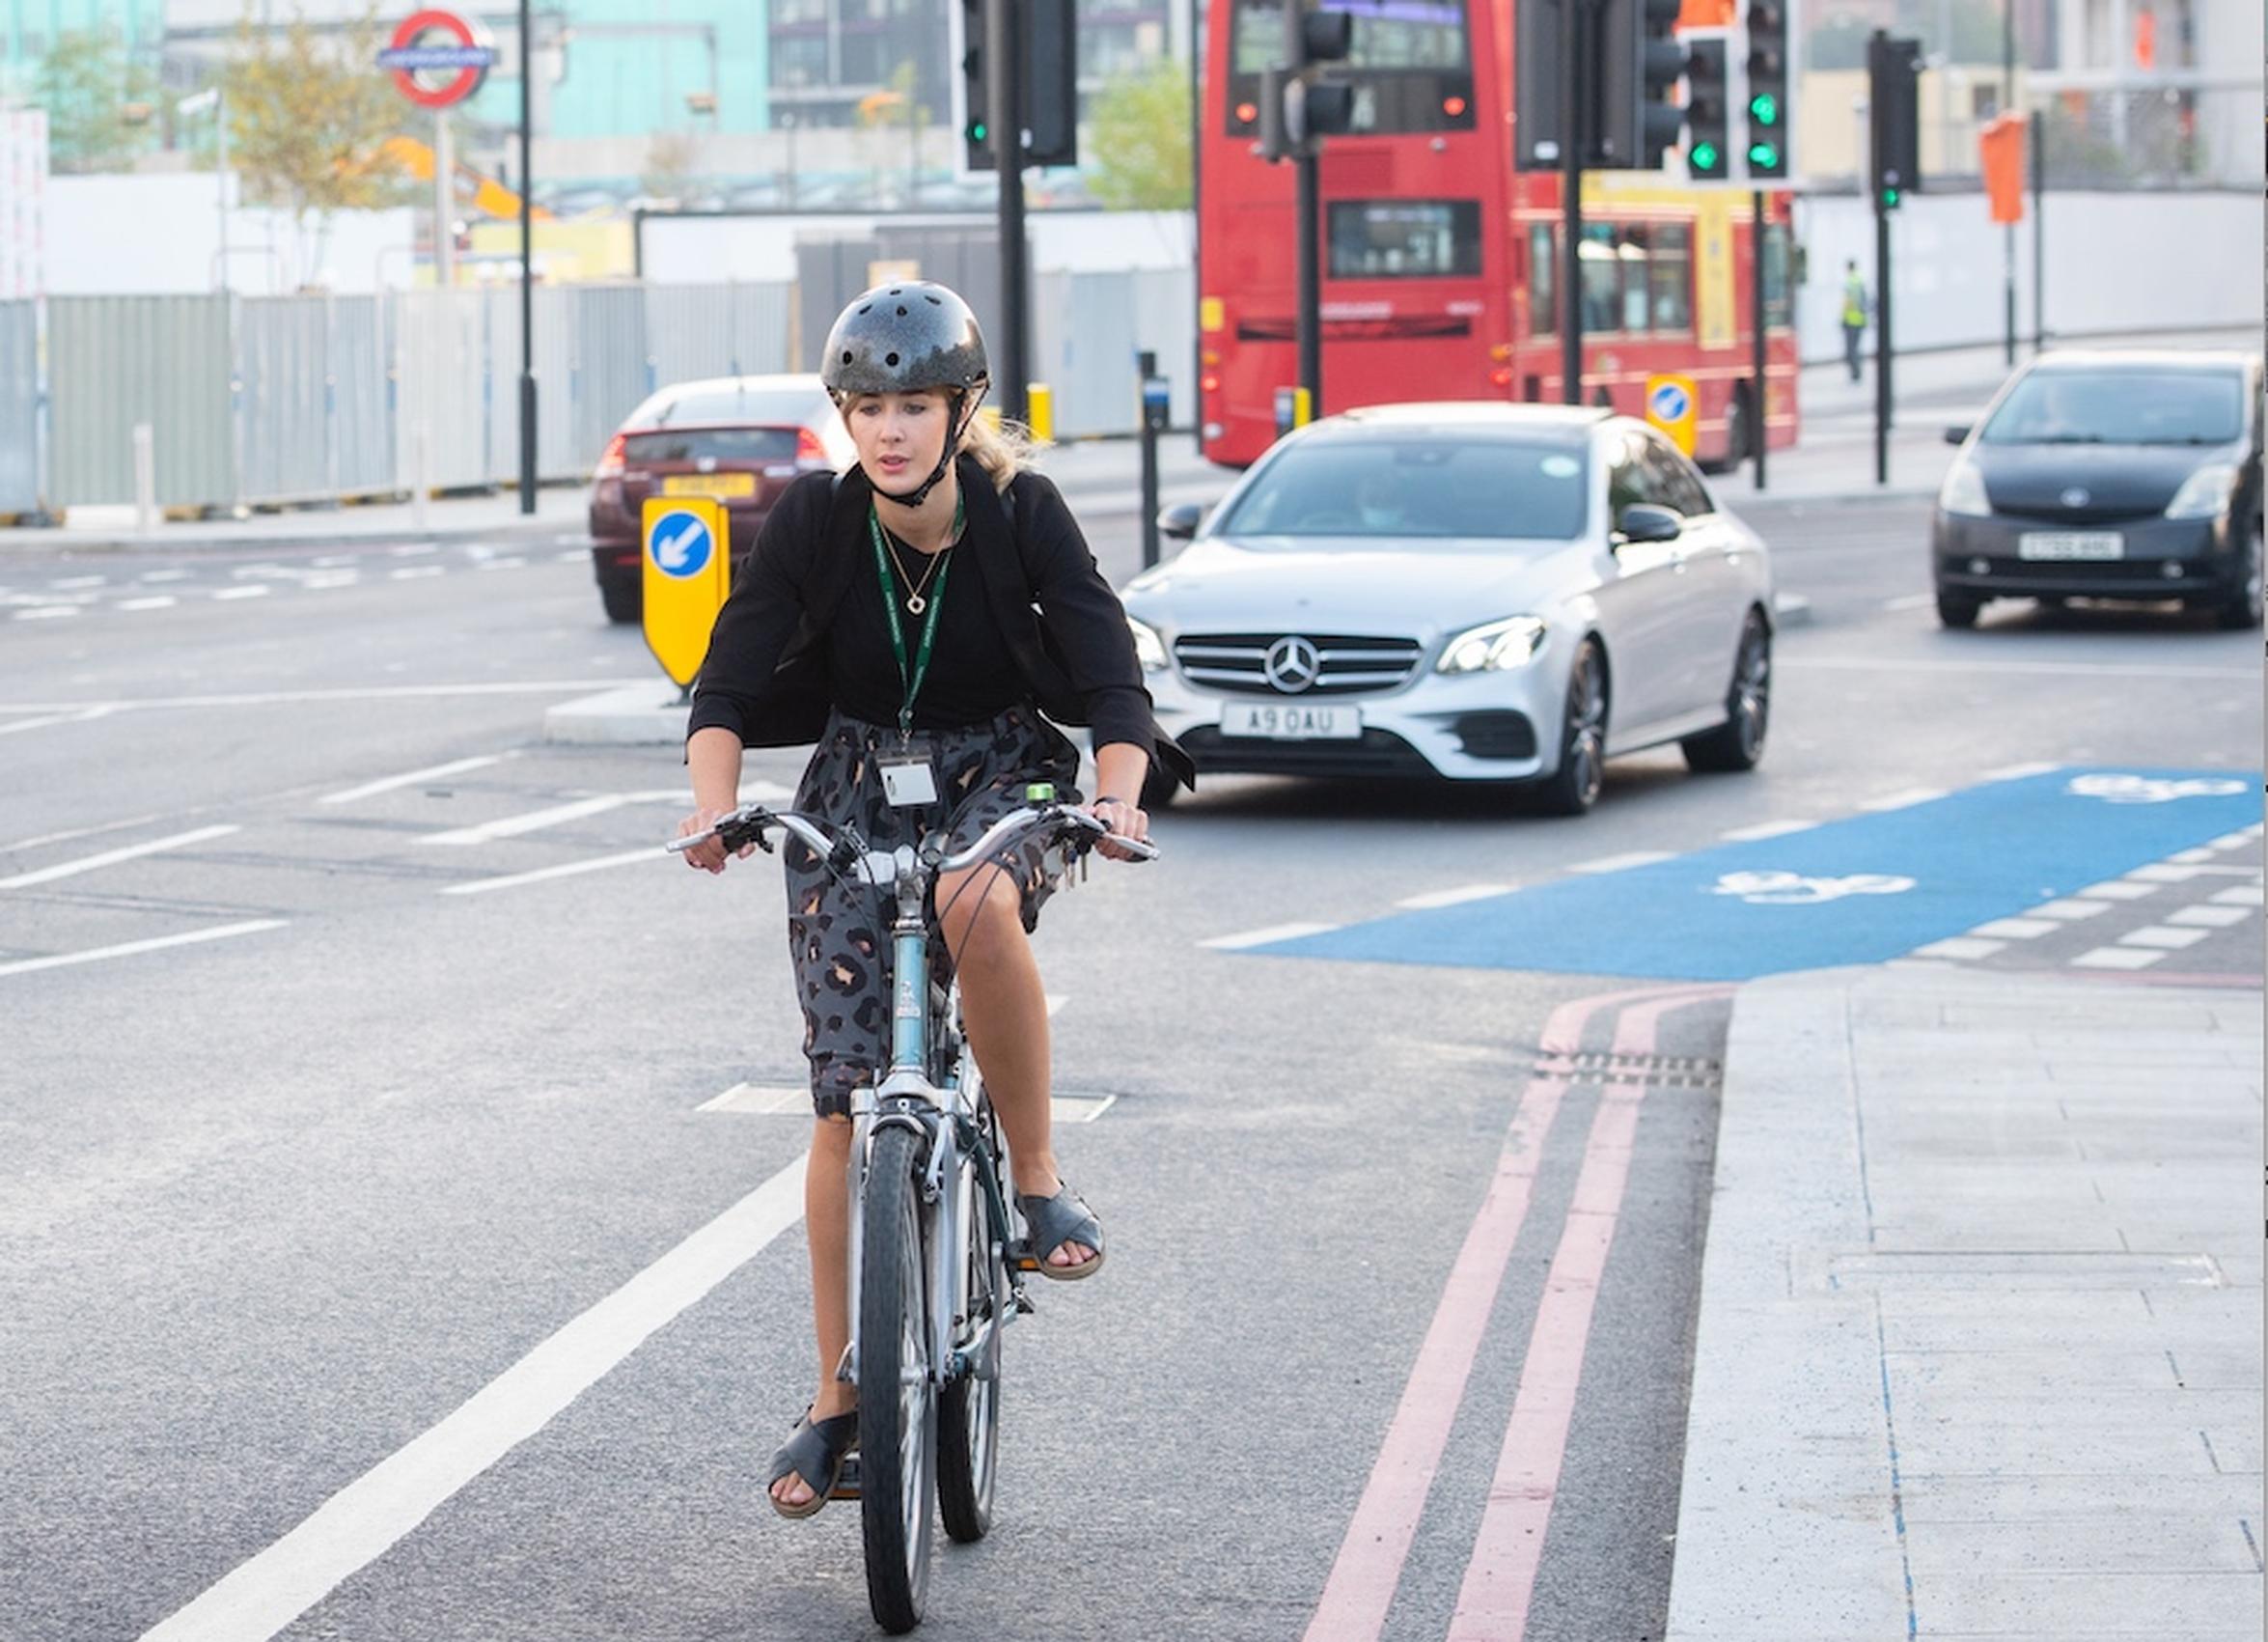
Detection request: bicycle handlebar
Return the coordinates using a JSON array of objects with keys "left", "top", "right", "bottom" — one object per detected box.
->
[{"left": 666, "top": 799, "right": 1157, "bottom": 870}]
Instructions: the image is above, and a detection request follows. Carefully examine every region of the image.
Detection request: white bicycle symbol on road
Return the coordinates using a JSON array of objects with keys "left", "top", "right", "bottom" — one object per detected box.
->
[
  {"left": 1712, "top": 871, "right": 1918, "bottom": 905},
  {"left": 2067, "top": 774, "right": 2249, "bottom": 804}
]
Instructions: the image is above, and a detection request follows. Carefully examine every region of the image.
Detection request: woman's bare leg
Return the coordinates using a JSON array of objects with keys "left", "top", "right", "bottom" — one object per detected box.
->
[{"left": 771, "top": 1115, "right": 856, "bottom": 1510}]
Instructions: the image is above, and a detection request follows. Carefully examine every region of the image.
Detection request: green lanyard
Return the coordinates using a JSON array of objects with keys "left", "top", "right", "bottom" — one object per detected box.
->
[{"left": 868, "top": 503, "right": 956, "bottom": 739}]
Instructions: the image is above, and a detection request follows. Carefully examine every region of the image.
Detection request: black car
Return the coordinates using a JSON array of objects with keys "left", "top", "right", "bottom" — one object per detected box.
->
[{"left": 1931, "top": 350, "right": 2263, "bottom": 629}]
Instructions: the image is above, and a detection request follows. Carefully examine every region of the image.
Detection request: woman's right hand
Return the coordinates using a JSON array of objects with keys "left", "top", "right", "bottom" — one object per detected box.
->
[{"left": 677, "top": 807, "right": 751, "bottom": 874}]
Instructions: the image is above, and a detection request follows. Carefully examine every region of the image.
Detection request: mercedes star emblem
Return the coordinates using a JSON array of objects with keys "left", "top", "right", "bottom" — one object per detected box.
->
[
  {"left": 1263, "top": 635, "right": 1322, "bottom": 694},
  {"left": 2061, "top": 486, "right": 2090, "bottom": 508}
]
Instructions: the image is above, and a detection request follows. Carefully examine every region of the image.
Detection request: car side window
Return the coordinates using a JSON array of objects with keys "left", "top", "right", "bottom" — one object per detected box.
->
[
  {"left": 1608, "top": 431, "right": 1666, "bottom": 520},
  {"left": 1642, "top": 434, "right": 1712, "bottom": 516}
]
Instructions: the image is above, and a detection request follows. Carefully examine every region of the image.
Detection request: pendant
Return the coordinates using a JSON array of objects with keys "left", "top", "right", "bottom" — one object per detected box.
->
[{"left": 905, "top": 595, "right": 927, "bottom": 616}]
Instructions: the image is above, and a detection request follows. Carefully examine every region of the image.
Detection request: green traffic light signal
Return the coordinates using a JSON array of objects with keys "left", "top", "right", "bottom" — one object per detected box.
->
[
  {"left": 1882, "top": 185, "right": 1900, "bottom": 209},
  {"left": 1691, "top": 141, "right": 1721, "bottom": 173},
  {"left": 1748, "top": 141, "right": 1780, "bottom": 168},
  {"left": 969, "top": 121, "right": 987, "bottom": 142},
  {"left": 1748, "top": 92, "right": 1780, "bottom": 125}
]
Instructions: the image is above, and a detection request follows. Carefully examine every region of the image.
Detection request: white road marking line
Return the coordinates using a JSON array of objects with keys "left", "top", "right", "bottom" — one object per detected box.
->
[
  {"left": 1911, "top": 936, "right": 2006, "bottom": 960},
  {"left": 1970, "top": 917, "right": 2058, "bottom": 940},
  {"left": 389, "top": 543, "right": 439, "bottom": 557},
  {"left": 301, "top": 571, "right": 361, "bottom": 590},
  {"left": 388, "top": 566, "right": 445, "bottom": 581},
  {"left": 135, "top": 1151, "right": 811, "bottom": 1642},
  {"left": 1784, "top": 656, "right": 2255, "bottom": 682},
  {"left": 49, "top": 573, "right": 106, "bottom": 589},
  {"left": 310, "top": 555, "right": 357, "bottom": 568},
  {"left": 0, "top": 823, "right": 241, "bottom": 889},
  {"left": 319, "top": 754, "right": 511, "bottom": 805},
  {"left": 138, "top": 568, "right": 192, "bottom": 583},
  {"left": 0, "top": 810, "right": 164, "bottom": 853},
  {"left": 2117, "top": 925, "right": 2211, "bottom": 951},
  {"left": 1045, "top": 993, "right": 1068, "bottom": 1016},
  {"left": 1718, "top": 819, "right": 1818, "bottom": 842},
  {"left": 1052, "top": 1093, "right": 1117, "bottom": 1125},
  {"left": 697, "top": 1083, "right": 808, "bottom": 1114},
  {"left": 441, "top": 848, "right": 661, "bottom": 896},
  {"left": 1857, "top": 787, "right": 1947, "bottom": 812},
  {"left": 13, "top": 606, "right": 80, "bottom": 621},
  {"left": 0, "top": 919, "right": 287, "bottom": 980},
  {"left": 1565, "top": 851, "right": 1674, "bottom": 875},
  {"left": 2030, "top": 899, "right": 2112, "bottom": 922},
  {"left": 419, "top": 790, "right": 685, "bottom": 847},
  {"left": 474, "top": 557, "right": 528, "bottom": 571},
  {"left": 0, "top": 705, "right": 115, "bottom": 738},
  {"left": 2207, "top": 884, "right": 2264, "bottom": 907},
  {"left": 211, "top": 585, "right": 271, "bottom": 601},
  {"left": 2077, "top": 880, "right": 2159, "bottom": 902},
  {"left": 118, "top": 596, "right": 179, "bottom": 611},
  {"left": 2166, "top": 905, "right": 2251, "bottom": 929},
  {"left": 1396, "top": 883, "right": 1516, "bottom": 910},
  {"left": 1200, "top": 921, "right": 1341, "bottom": 950},
  {"left": 2169, "top": 848, "right": 2217, "bottom": 864},
  {"left": 2208, "top": 831, "right": 2259, "bottom": 850},
  {"left": 1980, "top": 761, "right": 2060, "bottom": 781},
  {"left": 0, "top": 680, "right": 639, "bottom": 714},
  {"left": 2072, "top": 946, "right": 2167, "bottom": 970},
  {"left": 555, "top": 548, "right": 587, "bottom": 563},
  {"left": 1881, "top": 593, "right": 1933, "bottom": 611}
]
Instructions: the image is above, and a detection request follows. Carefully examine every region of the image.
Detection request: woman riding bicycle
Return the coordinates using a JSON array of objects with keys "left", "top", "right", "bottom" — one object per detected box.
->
[{"left": 675, "top": 281, "right": 1190, "bottom": 1518}]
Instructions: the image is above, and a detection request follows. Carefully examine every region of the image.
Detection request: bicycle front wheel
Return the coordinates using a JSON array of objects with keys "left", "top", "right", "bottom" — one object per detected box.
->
[
  {"left": 937, "top": 1139, "right": 1003, "bottom": 1543},
  {"left": 859, "top": 1125, "right": 936, "bottom": 1635}
]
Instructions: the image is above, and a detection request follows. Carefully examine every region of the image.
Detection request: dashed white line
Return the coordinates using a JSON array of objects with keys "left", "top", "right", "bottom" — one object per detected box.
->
[
  {"left": 475, "top": 557, "right": 528, "bottom": 571},
  {"left": 2209, "top": 884, "right": 2264, "bottom": 907},
  {"left": 0, "top": 705, "right": 116, "bottom": 738},
  {"left": 49, "top": 573, "right": 106, "bottom": 590},
  {"left": 13, "top": 606, "right": 79, "bottom": 621},
  {"left": 310, "top": 554, "right": 357, "bottom": 569},
  {"left": 420, "top": 791, "right": 683, "bottom": 846},
  {"left": 1881, "top": 593, "right": 1932, "bottom": 612},
  {"left": 211, "top": 584, "right": 271, "bottom": 601},
  {"left": 1396, "top": 883, "right": 1517, "bottom": 911},
  {"left": 2208, "top": 831, "right": 2259, "bottom": 851},
  {"left": 1565, "top": 851, "right": 1674, "bottom": 875},
  {"left": 2072, "top": 946, "right": 2166, "bottom": 970},
  {"left": 2118, "top": 925, "right": 2211, "bottom": 951},
  {"left": 1857, "top": 788, "right": 1948, "bottom": 812},
  {"left": 0, "top": 823, "right": 241, "bottom": 889},
  {"left": 2077, "top": 880, "right": 2158, "bottom": 902},
  {"left": 1045, "top": 994, "right": 1068, "bottom": 1017},
  {"left": 0, "top": 918, "right": 287, "bottom": 980},
  {"left": 389, "top": 566, "right": 446, "bottom": 581},
  {"left": 118, "top": 596, "right": 179, "bottom": 611},
  {"left": 389, "top": 543, "right": 440, "bottom": 558},
  {"left": 1719, "top": 819, "right": 1819, "bottom": 843},
  {"left": 1970, "top": 917, "right": 2058, "bottom": 940},
  {"left": 138, "top": 568, "right": 191, "bottom": 583},
  {"left": 302, "top": 571, "right": 361, "bottom": 590},
  {"left": 441, "top": 848, "right": 662, "bottom": 896},
  {"left": 2169, "top": 848, "right": 2217, "bottom": 864},
  {"left": 1979, "top": 761, "right": 2060, "bottom": 782},
  {"left": 555, "top": 547, "right": 588, "bottom": 562},
  {"left": 319, "top": 754, "right": 512, "bottom": 805},
  {"left": 1912, "top": 936, "right": 2006, "bottom": 960},
  {"left": 2030, "top": 898, "right": 2112, "bottom": 922},
  {"left": 1200, "top": 921, "right": 1341, "bottom": 950},
  {"left": 2166, "top": 905, "right": 2251, "bottom": 929}
]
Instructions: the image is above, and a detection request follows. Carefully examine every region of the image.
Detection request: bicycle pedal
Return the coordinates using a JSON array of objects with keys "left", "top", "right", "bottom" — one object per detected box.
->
[{"left": 828, "top": 1453, "right": 862, "bottom": 1501}]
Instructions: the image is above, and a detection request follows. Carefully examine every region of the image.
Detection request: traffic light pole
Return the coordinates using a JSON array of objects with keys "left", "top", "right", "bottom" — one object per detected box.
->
[
  {"left": 517, "top": 0, "right": 537, "bottom": 515},
  {"left": 1295, "top": 149, "right": 1322, "bottom": 416},
  {"left": 1872, "top": 142, "right": 1892, "bottom": 486},
  {"left": 1559, "top": 0, "right": 1585, "bottom": 405},
  {"left": 1751, "top": 187, "right": 1766, "bottom": 490},
  {"left": 986, "top": 0, "right": 1029, "bottom": 425}
]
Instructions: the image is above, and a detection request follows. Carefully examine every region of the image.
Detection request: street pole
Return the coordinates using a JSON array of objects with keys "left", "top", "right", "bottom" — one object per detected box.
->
[
  {"left": 1751, "top": 187, "right": 1766, "bottom": 489},
  {"left": 986, "top": 0, "right": 1029, "bottom": 424},
  {"left": 1138, "top": 348, "right": 1162, "bottom": 568},
  {"left": 517, "top": 0, "right": 537, "bottom": 515},
  {"left": 1559, "top": 0, "right": 1585, "bottom": 404},
  {"left": 1869, "top": 30, "right": 1890, "bottom": 487},
  {"left": 1189, "top": 0, "right": 1203, "bottom": 456},
  {"left": 2002, "top": 0, "right": 2015, "bottom": 366},
  {"left": 216, "top": 90, "right": 230, "bottom": 298},
  {"left": 433, "top": 111, "right": 454, "bottom": 289},
  {"left": 1294, "top": 147, "right": 1321, "bottom": 416},
  {"left": 2031, "top": 105, "right": 2044, "bottom": 353}
]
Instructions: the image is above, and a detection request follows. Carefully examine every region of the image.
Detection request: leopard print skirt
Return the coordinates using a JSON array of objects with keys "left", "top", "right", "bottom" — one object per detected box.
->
[{"left": 784, "top": 704, "right": 1083, "bottom": 1117}]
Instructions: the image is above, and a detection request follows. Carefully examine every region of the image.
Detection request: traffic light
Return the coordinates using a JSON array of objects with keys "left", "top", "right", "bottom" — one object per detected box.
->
[
  {"left": 1684, "top": 37, "right": 1729, "bottom": 180},
  {"left": 958, "top": 0, "right": 1077, "bottom": 172},
  {"left": 1743, "top": 0, "right": 1788, "bottom": 178},
  {"left": 1594, "top": 0, "right": 1688, "bottom": 170},
  {"left": 1258, "top": 2, "right": 1354, "bottom": 163},
  {"left": 1867, "top": 32, "right": 1922, "bottom": 209}
]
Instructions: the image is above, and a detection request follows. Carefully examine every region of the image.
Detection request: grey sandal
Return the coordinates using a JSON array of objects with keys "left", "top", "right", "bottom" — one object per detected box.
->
[
  {"left": 766, "top": 1405, "right": 858, "bottom": 1519},
  {"left": 1016, "top": 1183, "right": 1105, "bottom": 1281}
]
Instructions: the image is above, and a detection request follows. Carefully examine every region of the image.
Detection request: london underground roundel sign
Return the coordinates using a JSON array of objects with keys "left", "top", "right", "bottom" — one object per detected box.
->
[{"left": 379, "top": 10, "right": 496, "bottom": 109}]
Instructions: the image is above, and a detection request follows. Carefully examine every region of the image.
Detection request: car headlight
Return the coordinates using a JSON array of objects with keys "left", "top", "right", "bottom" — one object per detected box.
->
[
  {"left": 1126, "top": 616, "right": 1170, "bottom": 673},
  {"left": 2165, "top": 463, "right": 2237, "bottom": 520},
  {"left": 1437, "top": 615, "right": 1547, "bottom": 675},
  {"left": 1938, "top": 459, "right": 1991, "bottom": 517}
]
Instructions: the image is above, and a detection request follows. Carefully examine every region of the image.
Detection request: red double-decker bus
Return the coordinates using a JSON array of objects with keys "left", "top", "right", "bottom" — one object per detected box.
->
[{"left": 1197, "top": 0, "right": 1799, "bottom": 469}]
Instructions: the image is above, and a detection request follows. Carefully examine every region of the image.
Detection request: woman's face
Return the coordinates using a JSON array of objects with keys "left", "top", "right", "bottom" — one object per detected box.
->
[{"left": 844, "top": 390, "right": 951, "bottom": 492}]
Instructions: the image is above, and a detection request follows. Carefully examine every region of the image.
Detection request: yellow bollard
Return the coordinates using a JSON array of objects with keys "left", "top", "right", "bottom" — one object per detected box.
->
[
  {"left": 1027, "top": 383, "right": 1054, "bottom": 443},
  {"left": 978, "top": 404, "right": 1003, "bottom": 433}
]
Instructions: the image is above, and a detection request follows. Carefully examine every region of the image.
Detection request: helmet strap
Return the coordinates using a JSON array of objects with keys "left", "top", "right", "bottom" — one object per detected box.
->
[{"left": 868, "top": 385, "right": 987, "bottom": 510}]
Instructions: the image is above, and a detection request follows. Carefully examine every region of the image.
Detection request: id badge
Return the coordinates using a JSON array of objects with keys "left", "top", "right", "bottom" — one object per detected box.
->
[{"left": 879, "top": 739, "right": 939, "bottom": 808}]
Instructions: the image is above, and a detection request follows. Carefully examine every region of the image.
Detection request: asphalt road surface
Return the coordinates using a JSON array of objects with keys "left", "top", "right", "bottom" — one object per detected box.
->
[{"left": 3, "top": 468, "right": 2258, "bottom": 1642}]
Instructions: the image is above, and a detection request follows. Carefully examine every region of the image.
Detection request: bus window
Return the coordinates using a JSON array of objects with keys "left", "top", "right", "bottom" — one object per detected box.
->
[
  {"left": 1649, "top": 224, "right": 1693, "bottom": 332},
  {"left": 1226, "top": 0, "right": 1475, "bottom": 133},
  {"left": 1579, "top": 224, "right": 1622, "bottom": 334},
  {"left": 1575, "top": 222, "right": 1696, "bottom": 336},
  {"left": 1530, "top": 224, "right": 1557, "bottom": 336},
  {"left": 1763, "top": 223, "right": 1793, "bottom": 329},
  {"left": 1328, "top": 201, "right": 1482, "bottom": 279}
]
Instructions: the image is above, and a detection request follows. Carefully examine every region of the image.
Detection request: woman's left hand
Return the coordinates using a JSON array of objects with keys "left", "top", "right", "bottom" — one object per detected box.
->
[{"left": 1086, "top": 795, "right": 1149, "bottom": 862}]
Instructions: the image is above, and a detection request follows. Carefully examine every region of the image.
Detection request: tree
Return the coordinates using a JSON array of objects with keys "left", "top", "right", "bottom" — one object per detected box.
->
[
  {"left": 640, "top": 132, "right": 700, "bottom": 203},
  {"left": 223, "top": 6, "right": 412, "bottom": 286},
  {"left": 35, "top": 28, "right": 160, "bottom": 174},
  {"left": 1088, "top": 60, "right": 1189, "bottom": 210}
]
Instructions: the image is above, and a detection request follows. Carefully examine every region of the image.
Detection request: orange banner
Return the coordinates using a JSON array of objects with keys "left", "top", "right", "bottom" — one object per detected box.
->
[{"left": 1979, "top": 114, "right": 2027, "bottom": 224}]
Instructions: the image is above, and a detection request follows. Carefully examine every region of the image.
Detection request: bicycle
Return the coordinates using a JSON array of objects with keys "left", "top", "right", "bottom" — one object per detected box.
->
[{"left": 669, "top": 785, "right": 1154, "bottom": 1633}]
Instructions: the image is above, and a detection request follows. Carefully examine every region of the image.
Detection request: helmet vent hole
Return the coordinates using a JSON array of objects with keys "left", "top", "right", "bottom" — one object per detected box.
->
[
  {"left": 925, "top": 294, "right": 942, "bottom": 304},
  {"left": 840, "top": 350, "right": 853, "bottom": 364},
  {"left": 889, "top": 287, "right": 902, "bottom": 295},
  {"left": 856, "top": 304, "right": 871, "bottom": 316},
  {"left": 896, "top": 305, "right": 908, "bottom": 317},
  {"left": 884, "top": 351, "right": 900, "bottom": 367}
]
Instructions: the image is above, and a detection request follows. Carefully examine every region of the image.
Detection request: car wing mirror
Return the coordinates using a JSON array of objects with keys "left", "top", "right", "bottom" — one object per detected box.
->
[
  {"left": 1158, "top": 502, "right": 1204, "bottom": 541},
  {"left": 1613, "top": 503, "right": 1682, "bottom": 545},
  {"left": 1943, "top": 424, "right": 1972, "bottom": 445}
]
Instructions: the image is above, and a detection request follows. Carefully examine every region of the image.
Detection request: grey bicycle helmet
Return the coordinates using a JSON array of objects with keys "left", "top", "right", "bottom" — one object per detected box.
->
[{"left": 821, "top": 281, "right": 991, "bottom": 507}]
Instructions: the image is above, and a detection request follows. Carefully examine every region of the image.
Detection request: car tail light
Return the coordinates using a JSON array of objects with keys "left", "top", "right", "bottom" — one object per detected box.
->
[
  {"left": 795, "top": 426, "right": 829, "bottom": 468},
  {"left": 1490, "top": 368, "right": 1513, "bottom": 389},
  {"left": 1202, "top": 374, "right": 1221, "bottom": 394},
  {"left": 594, "top": 433, "right": 627, "bottom": 481}
]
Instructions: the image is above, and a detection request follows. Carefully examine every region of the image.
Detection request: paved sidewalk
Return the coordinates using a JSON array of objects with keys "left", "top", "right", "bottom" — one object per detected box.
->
[{"left": 1668, "top": 963, "right": 2264, "bottom": 1641}]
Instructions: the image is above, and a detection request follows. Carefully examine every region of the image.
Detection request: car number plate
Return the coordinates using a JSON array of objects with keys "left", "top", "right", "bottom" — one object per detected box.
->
[
  {"left": 2017, "top": 531, "right": 2123, "bottom": 561},
  {"left": 661, "top": 472, "right": 756, "bottom": 498},
  {"left": 1220, "top": 702, "right": 1361, "bottom": 739}
]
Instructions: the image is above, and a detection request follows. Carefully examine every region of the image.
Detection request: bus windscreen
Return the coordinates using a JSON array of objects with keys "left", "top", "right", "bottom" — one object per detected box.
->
[{"left": 1228, "top": 0, "right": 1475, "bottom": 134}]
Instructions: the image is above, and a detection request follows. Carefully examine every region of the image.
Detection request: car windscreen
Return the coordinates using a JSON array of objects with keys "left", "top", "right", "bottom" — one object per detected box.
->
[
  {"left": 1980, "top": 370, "right": 2246, "bottom": 446},
  {"left": 1214, "top": 439, "right": 1590, "bottom": 542},
  {"left": 623, "top": 428, "right": 801, "bottom": 464},
  {"left": 649, "top": 387, "right": 822, "bottom": 426}
]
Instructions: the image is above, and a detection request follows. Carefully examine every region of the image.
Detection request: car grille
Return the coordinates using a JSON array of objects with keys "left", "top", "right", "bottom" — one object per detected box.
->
[
  {"left": 1972, "top": 556, "right": 2183, "bottom": 584},
  {"left": 1178, "top": 726, "right": 1442, "bottom": 778},
  {"left": 1173, "top": 632, "right": 1423, "bottom": 696}
]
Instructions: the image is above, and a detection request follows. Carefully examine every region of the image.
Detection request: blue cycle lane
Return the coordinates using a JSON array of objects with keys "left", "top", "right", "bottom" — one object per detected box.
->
[{"left": 1249, "top": 766, "right": 2262, "bottom": 982}]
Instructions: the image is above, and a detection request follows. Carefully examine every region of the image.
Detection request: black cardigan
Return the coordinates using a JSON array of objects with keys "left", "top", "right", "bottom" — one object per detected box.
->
[{"left": 687, "top": 456, "right": 1194, "bottom": 790}]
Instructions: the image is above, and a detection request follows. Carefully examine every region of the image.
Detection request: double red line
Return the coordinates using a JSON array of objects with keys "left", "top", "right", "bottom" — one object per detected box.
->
[{"left": 1304, "top": 984, "right": 1731, "bottom": 1642}]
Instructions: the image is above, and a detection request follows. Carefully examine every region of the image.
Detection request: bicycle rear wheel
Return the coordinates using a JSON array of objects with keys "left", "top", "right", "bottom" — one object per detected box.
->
[
  {"left": 937, "top": 1124, "right": 1003, "bottom": 1543},
  {"left": 859, "top": 1125, "right": 936, "bottom": 1635}
]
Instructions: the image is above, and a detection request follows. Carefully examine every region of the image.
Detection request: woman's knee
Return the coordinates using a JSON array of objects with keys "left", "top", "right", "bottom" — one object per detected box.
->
[
  {"left": 938, "top": 867, "right": 1022, "bottom": 949},
  {"left": 812, "top": 1113, "right": 855, "bottom": 1155}
]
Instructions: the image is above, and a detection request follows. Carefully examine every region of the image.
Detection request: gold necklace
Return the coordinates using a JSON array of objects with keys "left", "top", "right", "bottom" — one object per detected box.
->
[{"left": 874, "top": 493, "right": 965, "bottom": 616}]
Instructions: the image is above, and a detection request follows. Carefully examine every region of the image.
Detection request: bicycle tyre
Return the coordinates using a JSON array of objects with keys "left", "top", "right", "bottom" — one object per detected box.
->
[
  {"left": 859, "top": 1125, "right": 935, "bottom": 1635},
  {"left": 937, "top": 1129, "right": 1003, "bottom": 1543}
]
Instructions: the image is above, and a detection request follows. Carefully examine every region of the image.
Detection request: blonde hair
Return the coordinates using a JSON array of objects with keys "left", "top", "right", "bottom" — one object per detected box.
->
[{"left": 958, "top": 406, "right": 1044, "bottom": 492}]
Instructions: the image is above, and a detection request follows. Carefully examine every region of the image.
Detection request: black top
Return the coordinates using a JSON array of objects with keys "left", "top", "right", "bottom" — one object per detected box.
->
[
  {"left": 687, "top": 455, "right": 1176, "bottom": 776},
  {"left": 829, "top": 519, "right": 1028, "bottom": 730}
]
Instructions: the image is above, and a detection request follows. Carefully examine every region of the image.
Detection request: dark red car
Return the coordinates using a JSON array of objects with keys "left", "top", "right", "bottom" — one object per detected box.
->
[{"left": 588, "top": 375, "right": 855, "bottom": 623}]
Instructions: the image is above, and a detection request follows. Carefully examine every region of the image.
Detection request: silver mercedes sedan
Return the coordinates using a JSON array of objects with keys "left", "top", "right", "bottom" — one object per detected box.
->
[{"left": 1122, "top": 404, "right": 1776, "bottom": 815}]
